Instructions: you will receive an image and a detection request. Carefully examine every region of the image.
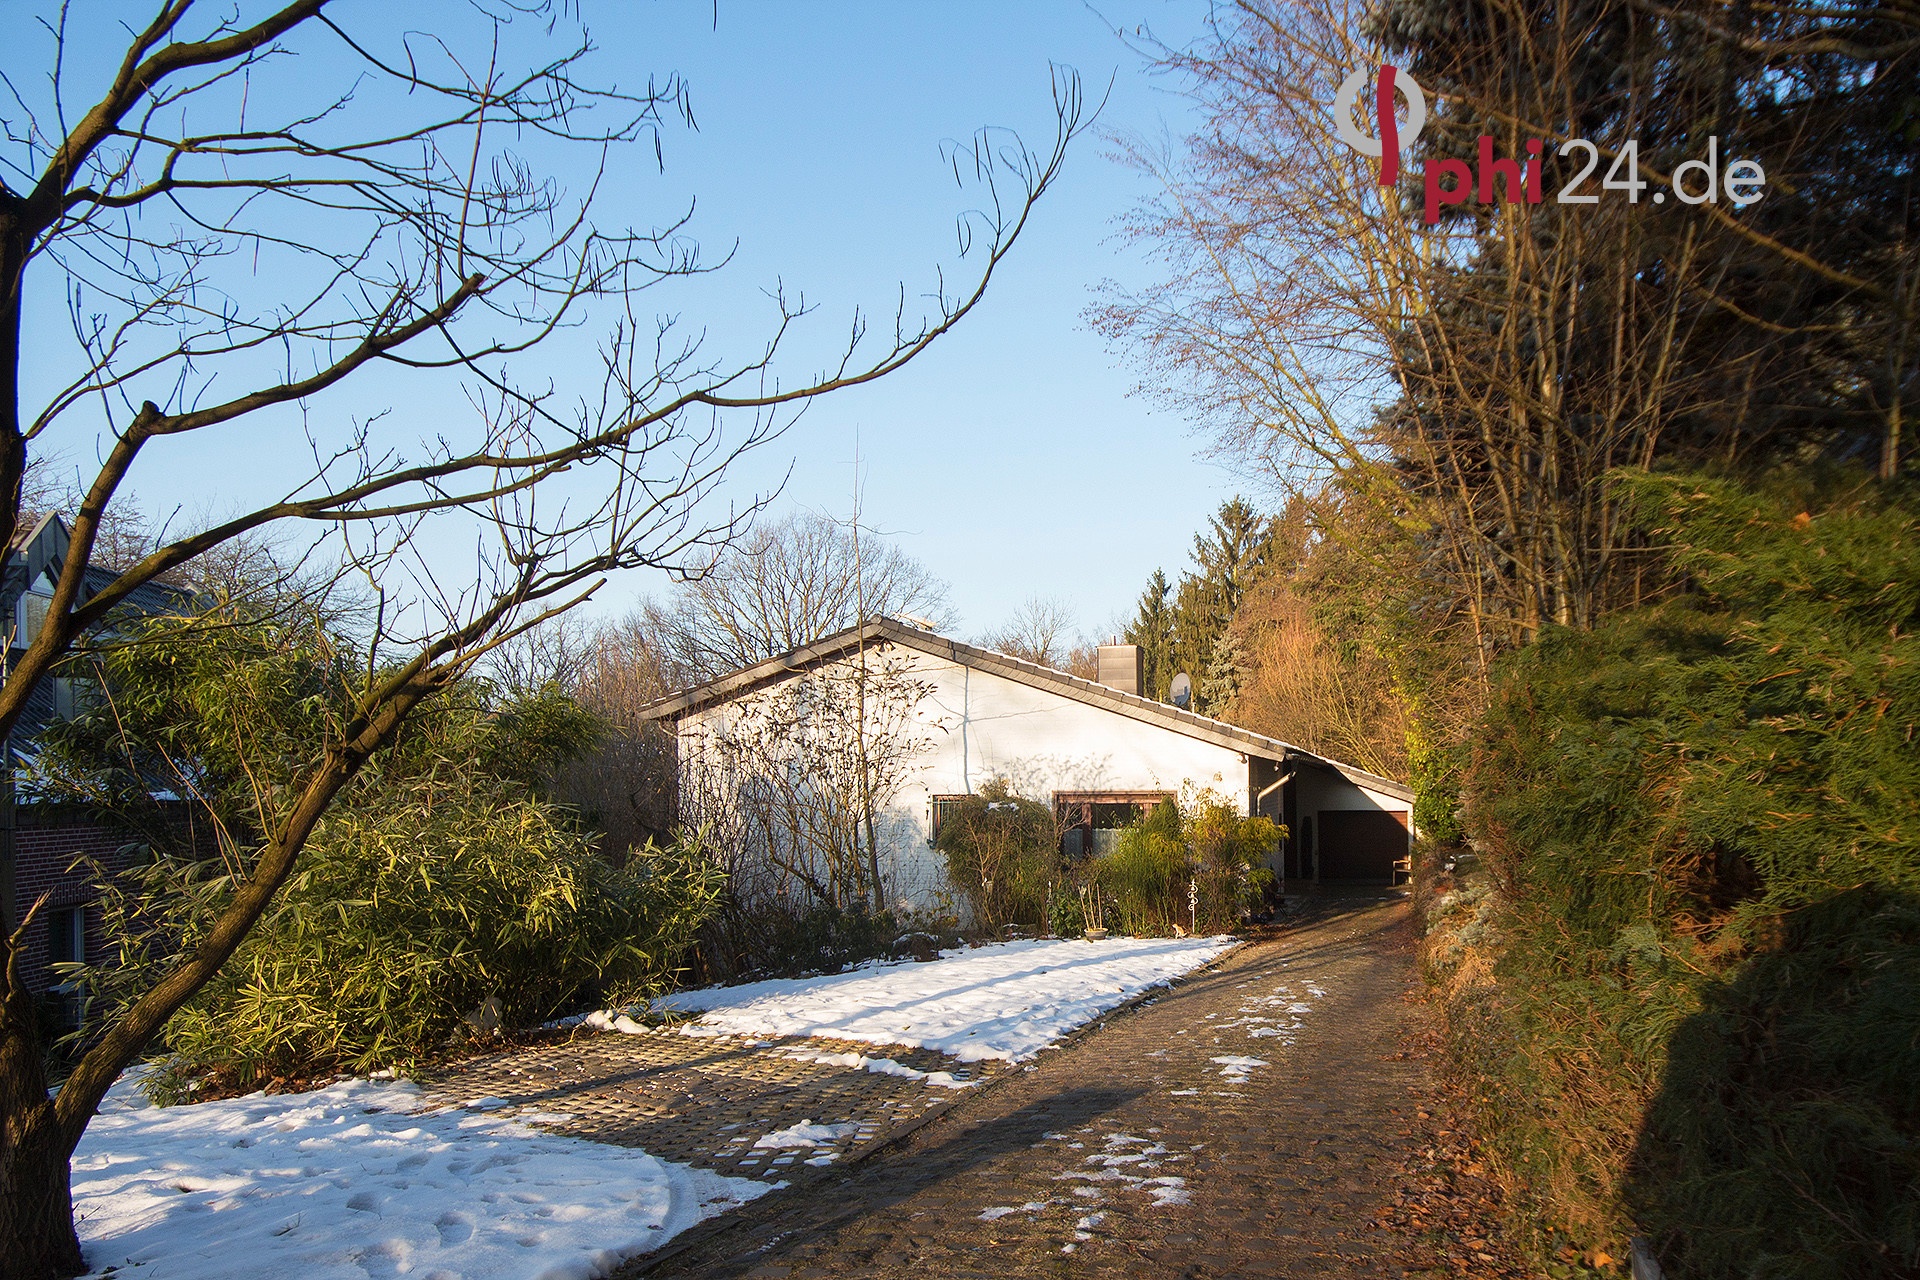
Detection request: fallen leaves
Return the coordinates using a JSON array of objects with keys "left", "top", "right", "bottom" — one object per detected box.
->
[{"left": 1374, "top": 1011, "right": 1539, "bottom": 1279}]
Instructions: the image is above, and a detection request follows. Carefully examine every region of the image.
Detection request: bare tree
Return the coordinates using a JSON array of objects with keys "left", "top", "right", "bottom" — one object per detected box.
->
[
  {"left": 483, "top": 610, "right": 599, "bottom": 696},
  {"left": 981, "top": 594, "right": 1079, "bottom": 669},
  {"left": 554, "top": 613, "right": 681, "bottom": 856},
  {"left": 678, "top": 647, "right": 938, "bottom": 915},
  {"left": 1097, "top": 0, "right": 1917, "bottom": 657},
  {"left": 650, "top": 510, "right": 955, "bottom": 684},
  {"left": 0, "top": 5, "right": 1083, "bottom": 1272},
  {"left": 542, "top": 512, "right": 955, "bottom": 872},
  {"left": 1230, "top": 576, "right": 1409, "bottom": 780},
  {"left": 1063, "top": 639, "right": 1100, "bottom": 682}
]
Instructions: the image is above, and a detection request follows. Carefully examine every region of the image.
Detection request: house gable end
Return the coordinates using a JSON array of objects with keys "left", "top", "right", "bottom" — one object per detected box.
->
[{"left": 641, "top": 619, "right": 1414, "bottom": 804}]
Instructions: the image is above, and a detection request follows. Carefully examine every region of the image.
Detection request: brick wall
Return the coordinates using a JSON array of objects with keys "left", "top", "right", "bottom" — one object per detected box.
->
[{"left": 10, "top": 806, "right": 136, "bottom": 997}]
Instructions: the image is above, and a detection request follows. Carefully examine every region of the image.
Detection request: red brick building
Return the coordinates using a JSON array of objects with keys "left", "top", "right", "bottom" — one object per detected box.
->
[
  {"left": 10, "top": 809, "right": 134, "bottom": 998},
  {"left": 5, "top": 513, "right": 189, "bottom": 1004}
]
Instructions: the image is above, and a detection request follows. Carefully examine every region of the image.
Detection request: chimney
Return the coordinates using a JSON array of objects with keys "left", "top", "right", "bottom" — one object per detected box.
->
[{"left": 1096, "top": 643, "right": 1143, "bottom": 695}]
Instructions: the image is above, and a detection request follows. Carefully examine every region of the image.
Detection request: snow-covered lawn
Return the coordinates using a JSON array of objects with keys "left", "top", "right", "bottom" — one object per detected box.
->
[
  {"left": 659, "top": 934, "right": 1236, "bottom": 1063},
  {"left": 73, "top": 1076, "right": 765, "bottom": 1280}
]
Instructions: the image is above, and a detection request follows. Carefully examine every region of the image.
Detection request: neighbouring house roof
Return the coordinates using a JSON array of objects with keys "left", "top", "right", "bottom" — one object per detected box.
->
[
  {"left": 5, "top": 512, "right": 197, "bottom": 769},
  {"left": 6, "top": 512, "right": 192, "bottom": 618},
  {"left": 6, "top": 511, "right": 69, "bottom": 596},
  {"left": 637, "top": 617, "right": 1415, "bottom": 803}
]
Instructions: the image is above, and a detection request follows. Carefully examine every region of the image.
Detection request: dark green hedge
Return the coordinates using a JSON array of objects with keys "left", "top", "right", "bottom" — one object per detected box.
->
[{"left": 1457, "top": 470, "right": 1920, "bottom": 1278}]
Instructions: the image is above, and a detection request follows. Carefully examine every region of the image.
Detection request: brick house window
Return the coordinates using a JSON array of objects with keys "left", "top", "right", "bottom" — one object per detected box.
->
[
  {"left": 47, "top": 905, "right": 86, "bottom": 970},
  {"left": 45, "top": 906, "right": 87, "bottom": 1028}
]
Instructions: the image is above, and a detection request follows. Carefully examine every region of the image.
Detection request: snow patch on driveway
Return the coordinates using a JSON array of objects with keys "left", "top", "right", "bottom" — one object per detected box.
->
[
  {"left": 753, "top": 1119, "right": 860, "bottom": 1149},
  {"left": 781, "top": 1047, "right": 975, "bottom": 1089},
  {"left": 1210, "top": 1054, "right": 1269, "bottom": 1082}
]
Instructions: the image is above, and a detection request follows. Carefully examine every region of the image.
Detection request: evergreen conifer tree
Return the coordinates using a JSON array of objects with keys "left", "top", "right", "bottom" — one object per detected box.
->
[
  {"left": 1166, "top": 498, "right": 1278, "bottom": 710},
  {"left": 1123, "top": 568, "right": 1176, "bottom": 699}
]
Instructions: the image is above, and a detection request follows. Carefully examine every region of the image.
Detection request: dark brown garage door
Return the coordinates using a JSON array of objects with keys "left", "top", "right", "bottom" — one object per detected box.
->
[{"left": 1317, "top": 810, "right": 1408, "bottom": 882}]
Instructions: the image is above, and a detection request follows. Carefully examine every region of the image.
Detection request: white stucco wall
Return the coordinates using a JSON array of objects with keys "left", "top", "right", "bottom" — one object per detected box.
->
[
  {"left": 900, "top": 646, "right": 1256, "bottom": 903},
  {"left": 678, "top": 642, "right": 1257, "bottom": 908}
]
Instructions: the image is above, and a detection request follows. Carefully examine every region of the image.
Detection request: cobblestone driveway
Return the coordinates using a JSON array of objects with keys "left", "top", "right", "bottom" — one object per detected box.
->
[
  {"left": 623, "top": 892, "right": 1445, "bottom": 1279},
  {"left": 425, "top": 1027, "right": 1001, "bottom": 1181}
]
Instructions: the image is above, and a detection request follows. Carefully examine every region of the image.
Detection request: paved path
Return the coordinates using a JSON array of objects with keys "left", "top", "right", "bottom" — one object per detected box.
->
[
  {"left": 425, "top": 1026, "right": 1003, "bottom": 1181},
  {"left": 628, "top": 893, "right": 1441, "bottom": 1279}
]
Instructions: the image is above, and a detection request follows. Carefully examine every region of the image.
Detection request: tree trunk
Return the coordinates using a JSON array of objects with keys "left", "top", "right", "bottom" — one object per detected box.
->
[{"left": 0, "top": 1018, "right": 85, "bottom": 1279}]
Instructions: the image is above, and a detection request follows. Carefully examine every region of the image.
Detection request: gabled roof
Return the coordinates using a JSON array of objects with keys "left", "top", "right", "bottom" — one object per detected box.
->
[
  {"left": 6, "top": 511, "right": 69, "bottom": 595},
  {"left": 637, "top": 617, "right": 1415, "bottom": 803},
  {"left": 6, "top": 511, "right": 194, "bottom": 616}
]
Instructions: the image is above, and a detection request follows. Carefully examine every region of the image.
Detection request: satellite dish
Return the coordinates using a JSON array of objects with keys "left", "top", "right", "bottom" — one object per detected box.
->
[{"left": 1170, "top": 672, "right": 1192, "bottom": 710}]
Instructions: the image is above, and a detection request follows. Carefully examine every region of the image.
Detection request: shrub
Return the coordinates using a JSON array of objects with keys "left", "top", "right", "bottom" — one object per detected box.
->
[
  {"left": 1090, "top": 794, "right": 1279, "bottom": 935},
  {"left": 934, "top": 779, "right": 1060, "bottom": 930},
  {"left": 1092, "top": 800, "right": 1187, "bottom": 934},
  {"left": 1184, "top": 793, "right": 1279, "bottom": 931},
  {"left": 1630, "top": 889, "right": 1920, "bottom": 1280},
  {"left": 1444, "top": 468, "right": 1920, "bottom": 1276},
  {"left": 37, "top": 606, "right": 726, "bottom": 1095},
  {"left": 112, "top": 816, "right": 723, "bottom": 1097},
  {"left": 1046, "top": 881, "right": 1088, "bottom": 937},
  {"left": 691, "top": 896, "right": 934, "bottom": 983}
]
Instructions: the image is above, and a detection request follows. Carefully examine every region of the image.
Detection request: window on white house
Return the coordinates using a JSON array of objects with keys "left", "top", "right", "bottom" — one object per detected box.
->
[
  {"left": 929, "top": 795, "right": 969, "bottom": 847},
  {"left": 1055, "top": 791, "right": 1175, "bottom": 859}
]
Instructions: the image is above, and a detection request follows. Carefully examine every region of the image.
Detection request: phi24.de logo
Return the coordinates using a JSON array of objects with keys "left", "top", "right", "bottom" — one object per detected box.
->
[{"left": 1333, "top": 65, "right": 1766, "bottom": 223}]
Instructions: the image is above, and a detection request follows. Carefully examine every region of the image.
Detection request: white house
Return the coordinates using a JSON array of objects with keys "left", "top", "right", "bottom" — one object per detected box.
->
[{"left": 639, "top": 617, "right": 1415, "bottom": 906}]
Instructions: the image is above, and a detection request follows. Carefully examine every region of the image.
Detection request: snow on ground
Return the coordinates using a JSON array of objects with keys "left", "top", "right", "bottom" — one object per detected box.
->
[
  {"left": 658, "top": 935, "right": 1235, "bottom": 1063},
  {"left": 1213, "top": 972, "right": 1324, "bottom": 1051},
  {"left": 781, "top": 1046, "right": 975, "bottom": 1089},
  {"left": 69, "top": 935, "right": 1239, "bottom": 1279},
  {"left": 1210, "top": 1054, "right": 1269, "bottom": 1082},
  {"left": 564, "top": 1011, "right": 980, "bottom": 1089},
  {"left": 977, "top": 1127, "right": 1198, "bottom": 1244},
  {"left": 752, "top": 1119, "right": 859, "bottom": 1150},
  {"left": 73, "top": 1075, "right": 766, "bottom": 1280},
  {"left": 751, "top": 1118, "right": 861, "bottom": 1167}
]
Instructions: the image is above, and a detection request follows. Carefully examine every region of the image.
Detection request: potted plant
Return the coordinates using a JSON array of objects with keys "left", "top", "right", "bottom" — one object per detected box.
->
[{"left": 1080, "top": 882, "right": 1108, "bottom": 940}]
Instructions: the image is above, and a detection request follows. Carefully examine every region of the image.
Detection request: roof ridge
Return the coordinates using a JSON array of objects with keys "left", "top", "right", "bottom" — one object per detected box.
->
[{"left": 639, "top": 616, "right": 1414, "bottom": 801}]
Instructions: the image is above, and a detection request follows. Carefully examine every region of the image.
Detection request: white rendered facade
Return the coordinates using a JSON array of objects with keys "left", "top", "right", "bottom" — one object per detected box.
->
[{"left": 660, "top": 623, "right": 1415, "bottom": 907}]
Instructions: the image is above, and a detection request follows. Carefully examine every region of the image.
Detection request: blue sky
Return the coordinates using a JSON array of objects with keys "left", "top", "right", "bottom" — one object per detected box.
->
[
  {"left": 17, "top": 3, "right": 1248, "bottom": 644},
  {"left": 587, "top": 2, "right": 1240, "bottom": 640}
]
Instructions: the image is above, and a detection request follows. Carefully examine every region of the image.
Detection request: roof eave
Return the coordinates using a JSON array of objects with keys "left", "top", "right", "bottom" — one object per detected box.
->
[{"left": 637, "top": 617, "right": 1415, "bottom": 802}]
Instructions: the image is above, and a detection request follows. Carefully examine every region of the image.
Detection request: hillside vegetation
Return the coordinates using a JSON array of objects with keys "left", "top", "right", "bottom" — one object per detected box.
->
[
  {"left": 1432, "top": 472, "right": 1920, "bottom": 1275},
  {"left": 1105, "top": 0, "right": 1918, "bottom": 1271}
]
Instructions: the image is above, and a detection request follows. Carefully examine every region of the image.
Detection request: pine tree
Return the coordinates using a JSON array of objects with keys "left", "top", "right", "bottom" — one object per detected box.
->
[
  {"left": 1192, "top": 498, "right": 1277, "bottom": 611},
  {"left": 1198, "top": 625, "right": 1246, "bottom": 718},
  {"left": 1123, "top": 568, "right": 1176, "bottom": 699},
  {"left": 1166, "top": 498, "right": 1278, "bottom": 709}
]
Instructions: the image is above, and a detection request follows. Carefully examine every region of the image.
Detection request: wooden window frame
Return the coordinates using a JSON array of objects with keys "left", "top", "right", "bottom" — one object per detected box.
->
[{"left": 1053, "top": 790, "right": 1176, "bottom": 859}]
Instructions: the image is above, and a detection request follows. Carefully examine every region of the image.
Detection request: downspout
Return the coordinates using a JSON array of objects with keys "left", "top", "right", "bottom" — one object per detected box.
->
[{"left": 1256, "top": 766, "right": 1293, "bottom": 900}]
